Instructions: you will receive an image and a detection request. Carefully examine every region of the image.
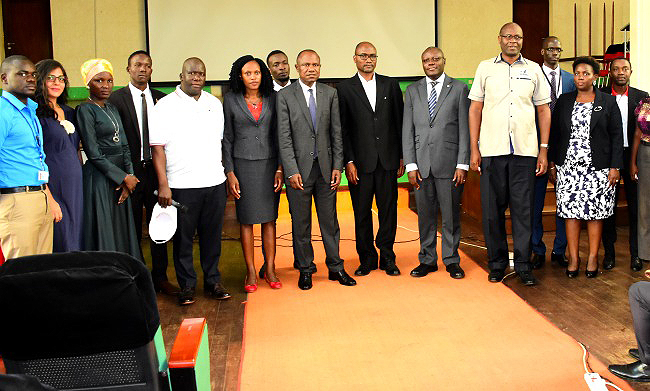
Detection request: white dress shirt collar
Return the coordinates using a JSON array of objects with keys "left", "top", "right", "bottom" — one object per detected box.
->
[
  {"left": 128, "top": 82, "right": 155, "bottom": 161},
  {"left": 357, "top": 72, "right": 377, "bottom": 111},
  {"left": 426, "top": 73, "right": 446, "bottom": 99},
  {"left": 298, "top": 79, "right": 316, "bottom": 106},
  {"left": 541, "top": 64, "right": 562, "bottom": 96},
  {"left": 273, "top": 79, "right": 291, "bottom": 91}
]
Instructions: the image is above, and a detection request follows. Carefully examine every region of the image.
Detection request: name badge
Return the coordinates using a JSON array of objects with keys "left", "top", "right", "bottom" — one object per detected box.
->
[{"left": 38, "top": 171, "right": 49, "bottom": 182}]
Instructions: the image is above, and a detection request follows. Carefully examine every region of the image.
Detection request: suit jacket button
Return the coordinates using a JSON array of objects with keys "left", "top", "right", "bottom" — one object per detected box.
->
[
  {"left": 310, "top": 152, "right": 314, "bottom": 156},
  {"left": 376, "top": 137, "right": 379, "bottom": 140},
  {"left": 429, "top": 124, "right": 433, "bottom": 128}
]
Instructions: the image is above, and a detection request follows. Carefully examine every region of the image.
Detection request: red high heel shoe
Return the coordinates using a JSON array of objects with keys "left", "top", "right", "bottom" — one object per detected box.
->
[
  {"left": 245, "top": 277, "right": 258, "bottom": 293},
  {"left": 264, "top": 274, "right": 282, "bottom": 289}
]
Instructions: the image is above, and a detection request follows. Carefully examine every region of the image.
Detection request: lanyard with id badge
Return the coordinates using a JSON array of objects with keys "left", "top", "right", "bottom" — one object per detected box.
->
[{"left": 15, "top": 100, "right": 49, "bottom": 183}]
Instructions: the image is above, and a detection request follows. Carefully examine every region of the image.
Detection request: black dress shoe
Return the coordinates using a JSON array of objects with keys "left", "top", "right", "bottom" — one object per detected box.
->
[
  {"left": 518, "top": 270, "right": 537, "bottom": 286},
  {"left": 298, "top": 272, "right": 312, "bottom": 290},
  {"left": 154, "top": 280, "right": 181, "bottom": 295},
  {"left": 446, "top": 263, "right": 465, "bottom": 279},
  {"left": 354, "top": 265, "right": 372, "bottom": 276},
  {"left": 632, "top": 257, "right": 643, "bottom": 272},
  {"left": 380, "top": 261, "right": 400, "bottom": 276},
  {"left": 531, "top": 253, "right": 545, "bottom": 269},
  {"left": 488, "top": 269, "right": 505, "bottom": 283},
  {"left": 328, "top": 270, "right": 357, "bottom": 286},
  {"left": 205, "top": 283, "right": 231, "bottom": 300},
  {"left": 609, "top": 361, "right": 650, "bottom": 382},
  {"left": 630, "top": 348, "right": 640, "bottom": 360},
  {"left": 178, "top": 287, "right": 195, "bottom": 306},
  {"left": 410, "top": 263, "right": 438, "bottom": 277},
  {"left": 551, "top": 252, "right": 569, "bottom": 268},
  {"left": 603, "top": 255, "right": 616, "bottom": 270}
]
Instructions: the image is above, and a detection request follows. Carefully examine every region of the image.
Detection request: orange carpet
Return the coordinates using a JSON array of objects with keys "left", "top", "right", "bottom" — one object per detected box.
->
[{"left": 238, "top": 188, "right": 633, "bottom": 390}]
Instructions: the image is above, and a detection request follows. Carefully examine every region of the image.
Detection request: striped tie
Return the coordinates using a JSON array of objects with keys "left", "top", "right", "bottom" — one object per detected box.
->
[{"left": 428, "top": 81, "right": 438, "bottom": 121}]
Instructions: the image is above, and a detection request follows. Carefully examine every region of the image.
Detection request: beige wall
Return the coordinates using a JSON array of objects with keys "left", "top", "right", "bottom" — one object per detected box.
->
[
  {"left": 51, "top": 0, "right": 146, "bottom": 87},
  {"left": 438, "top": 0, "right": 512, "bottom": 78},
  {"left": 550, "top": 0, "right": 629, "bottom": 72},
  {"left": 630, "top": 0, "right": 649, "bottom": 91}
]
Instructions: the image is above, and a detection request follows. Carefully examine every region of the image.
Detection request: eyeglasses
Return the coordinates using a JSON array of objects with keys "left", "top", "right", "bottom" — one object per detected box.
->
[
  {"left": 355, "top": 54, "right": 378, "bottom": 60},
  {"left": 500, "top": 34, "right": 523, "bottom": 41},
  {"left": 46, "top": 75, "right": 67, "bottom": 83},
  {"left": 16, "top": 71, "right": 38, "bottom": 79},
  {"left": 544, "top": 48, "right": 563, "bottom": 53}
]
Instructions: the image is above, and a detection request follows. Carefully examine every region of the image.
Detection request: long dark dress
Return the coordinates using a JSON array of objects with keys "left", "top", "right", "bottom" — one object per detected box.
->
[
  {"left": 76, "top": 102, "right": 141, "bottom": 259},
  {"left": 40, "top": 104, "right": 83, "bottom": 252}
]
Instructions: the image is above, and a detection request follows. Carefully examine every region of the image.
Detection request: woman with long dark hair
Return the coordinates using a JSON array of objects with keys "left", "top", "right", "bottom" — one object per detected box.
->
[
  {"left": 223, "top": 55, "right": 283, "bottom": 292},
  {"left": 35, "top": 59, "right": 83, "bottom": 251}
]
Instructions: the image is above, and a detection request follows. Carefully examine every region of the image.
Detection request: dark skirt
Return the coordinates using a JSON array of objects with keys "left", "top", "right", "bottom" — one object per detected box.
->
[
  {"left": 233, "top": 158, "right": 280, "bottom": 224},
  {"left": 82, "top": 154, "right": 141, "bottom": 260}
]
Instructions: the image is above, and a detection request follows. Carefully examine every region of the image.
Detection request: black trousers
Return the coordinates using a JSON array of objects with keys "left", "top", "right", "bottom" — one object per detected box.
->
[
  {"left": 131, "top": 161, "right": 169, "bottom": 282},
  {"left": 480, "top": 155, "right": 536, "bottom": 272},
  {"left": 171, "top": 183, "right": 226, "bottom": 290},
  {"left": 629, "top": 281, "right": 650, "bottom": 364},
  {"left": 603, "top": 147, "right": 638, "bottom": 259},
  {"left": 285, "top": 162, "right": 343, "bottom": 273},
  {"left": 348, "top": 166, "right": 397, "bottom": 266}
]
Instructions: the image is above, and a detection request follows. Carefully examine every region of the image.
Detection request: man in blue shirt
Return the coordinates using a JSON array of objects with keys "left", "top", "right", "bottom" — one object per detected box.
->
[{"left": 0, "top": 55, "right": 61, "bottom": 259}]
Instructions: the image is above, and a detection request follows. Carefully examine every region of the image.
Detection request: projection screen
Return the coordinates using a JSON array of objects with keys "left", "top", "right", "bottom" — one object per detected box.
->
[{"left": 146, "top": 0, "right": 437, "bottom": 82}]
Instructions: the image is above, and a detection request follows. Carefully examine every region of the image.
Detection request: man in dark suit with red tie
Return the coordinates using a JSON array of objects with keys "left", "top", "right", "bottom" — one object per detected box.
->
[
  {"left": 108, "top": 50, "right": 179, "bottom": 295},
  {"left": 336, "top": 42, "right": 404, "bottom": 276}
]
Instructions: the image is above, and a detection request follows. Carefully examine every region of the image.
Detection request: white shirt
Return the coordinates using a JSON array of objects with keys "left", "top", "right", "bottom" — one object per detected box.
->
[
  {"left": 273, "top": 79, "right": 291, "bottom": 92},
  {"left": 149, "top": 86, "right": 226, "bottom": 189},
  {"left": 406, "top": 73, "right": 469, "bottom": 173},
  {"left": 357, "top": 72, "right": 377, "bottom": 111},
  {"left": 128, "top": 83, "right": 155, "bottom": 161},
  {"left": 298, "top": 79, "right": 316, "bottom": 107},
  {"left": 615, "top": 93, "right": 629, "bottom": 147},
  {"left": 542, "top": 64, "right": 562, "bottom": 97}
]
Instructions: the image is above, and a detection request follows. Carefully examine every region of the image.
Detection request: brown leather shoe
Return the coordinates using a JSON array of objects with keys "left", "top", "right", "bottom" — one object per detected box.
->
[{"left": 154, "top": 280, "right": 181, "bottom": 295}]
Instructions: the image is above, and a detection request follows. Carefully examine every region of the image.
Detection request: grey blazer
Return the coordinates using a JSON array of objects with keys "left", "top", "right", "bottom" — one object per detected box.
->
[
  {"left": 402, "top": 76, "right": 470, "bottom": 179},
  {"left": 277, "top": 81, "right": 343, "bottom": 180},
  {"left": 222, "top": 92, "right": 277, "bottom": 174}
]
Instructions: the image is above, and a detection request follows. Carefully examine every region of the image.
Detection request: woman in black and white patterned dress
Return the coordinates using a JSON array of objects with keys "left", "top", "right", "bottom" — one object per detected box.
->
[{"left": 549, "top": 57, "right": 623, "bottom": 278}]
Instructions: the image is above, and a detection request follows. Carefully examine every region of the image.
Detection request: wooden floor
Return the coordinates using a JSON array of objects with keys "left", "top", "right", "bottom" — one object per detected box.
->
[{"left": 152, "top": 197, "right": 650, "bottom": 391}]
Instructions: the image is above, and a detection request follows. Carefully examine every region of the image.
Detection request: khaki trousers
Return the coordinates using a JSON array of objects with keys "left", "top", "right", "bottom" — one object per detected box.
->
[{"left": 0, "top": 190, "right": 53, "bottom": 260}]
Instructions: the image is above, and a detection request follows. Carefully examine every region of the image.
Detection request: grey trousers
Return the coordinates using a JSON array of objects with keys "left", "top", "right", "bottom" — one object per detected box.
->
[
  {"left": 629, "top": 282, "right": 650, "bottom": 364},
  {"left": 285, "top": 162, "right": 343, "bottom": 272},
  {"left": 638, "top": 143, "right": 650, "bottom": 260},
  {"left": 414, "top": 172, "right": 463, "bottom": 266}
]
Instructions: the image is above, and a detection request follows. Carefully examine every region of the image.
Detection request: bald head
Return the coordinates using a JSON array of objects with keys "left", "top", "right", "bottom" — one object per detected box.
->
[
  {"left": 295, "top": 49, "right": 321, "bottom": 86},
  {"left": 541, "top": 36, "right": 563, "bottom": 67},
  {"left": 355, "top": 41, "right": 376, "bottom": 53},
  {"left": 297, "top": 49, "right": 319, "bottom": 64},
  {"left": 354, "top": 42, "right": 378, "bottom": 76},
  {"left": 422, "top": 46, "right": 444, "bottom": 58},
  {"left": 1, "top": 55, "right": 32, "bottom": 74},
  {"left": 179, "top": 57, "right": 206, "bottom": 99},
  {"left": 499, "top": 22, "right": 522, "bottom": 36}
]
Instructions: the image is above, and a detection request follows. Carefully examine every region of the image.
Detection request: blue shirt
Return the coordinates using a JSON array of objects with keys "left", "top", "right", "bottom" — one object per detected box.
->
[{"left": 0, "top": 90, "right": 48, "bottom": 187}]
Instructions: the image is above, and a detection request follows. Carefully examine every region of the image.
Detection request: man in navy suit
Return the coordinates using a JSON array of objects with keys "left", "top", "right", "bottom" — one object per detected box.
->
[{"left": 531, "top": 36, "right": 576, "bottom": 269}]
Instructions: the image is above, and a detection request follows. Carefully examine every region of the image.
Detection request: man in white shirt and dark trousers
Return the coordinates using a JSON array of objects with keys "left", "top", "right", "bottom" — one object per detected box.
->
[
  {"left": 600, "top": 57, "right": 649, "bottom": 271},
  {"left": 150, "top": 57, "right": 230, "bottom": 305}
]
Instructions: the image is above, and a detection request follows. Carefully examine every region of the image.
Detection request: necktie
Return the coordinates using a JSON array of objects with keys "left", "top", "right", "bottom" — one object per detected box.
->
[
  {"left": 308, "top": 89, "right": 318, "bottom": 158},
  {"left": 428, "top": 81, "right": 438, "bottom": 121},
  {"left": 141, "top": 93, "right": 151, "bottom": 161},
  {"left": 549, "top": 71, "right": 557, "bottom": 111}
]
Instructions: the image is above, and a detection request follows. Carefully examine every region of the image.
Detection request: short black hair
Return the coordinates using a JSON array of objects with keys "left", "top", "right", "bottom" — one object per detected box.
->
[
  {"left": 229, "top": 55, "right": 274, "bottom": 97},
  {"left": 266, "top": 50, "right": 287, "bottom": 65},
  {"left": 609, "top": 56, "right": 631, "bottom": 70},
  {"left": 127, "top": 50, "right": 151, "bottom": 67},
  {"left": 34, "top": 59, "right": 69, "bottom": 119},
  {"left": 572, "top": 56, "right": 600, "bottom": 75},
  {"left": 1, "top": 55, "right": 32, "bottom": 74}
]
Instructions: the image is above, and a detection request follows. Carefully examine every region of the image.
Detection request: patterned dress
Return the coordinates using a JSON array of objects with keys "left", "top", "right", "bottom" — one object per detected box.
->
[{"left": 556, "top": 101, "right": 615, "bottom": 220}]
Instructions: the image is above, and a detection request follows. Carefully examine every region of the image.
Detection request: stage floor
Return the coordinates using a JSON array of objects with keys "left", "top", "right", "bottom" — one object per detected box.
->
[{"left": 150, "top": 189, "right": 650, "bottom": 391}]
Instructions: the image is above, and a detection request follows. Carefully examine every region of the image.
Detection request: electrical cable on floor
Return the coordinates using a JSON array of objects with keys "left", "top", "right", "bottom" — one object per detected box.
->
[{"left": 577, "top": 341, "right": 624, "bottom": 391}]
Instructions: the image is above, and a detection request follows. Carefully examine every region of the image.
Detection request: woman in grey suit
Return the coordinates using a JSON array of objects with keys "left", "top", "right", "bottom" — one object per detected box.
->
[{"left": 223, "top": 55, "right": 283, "bottom": 292}]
